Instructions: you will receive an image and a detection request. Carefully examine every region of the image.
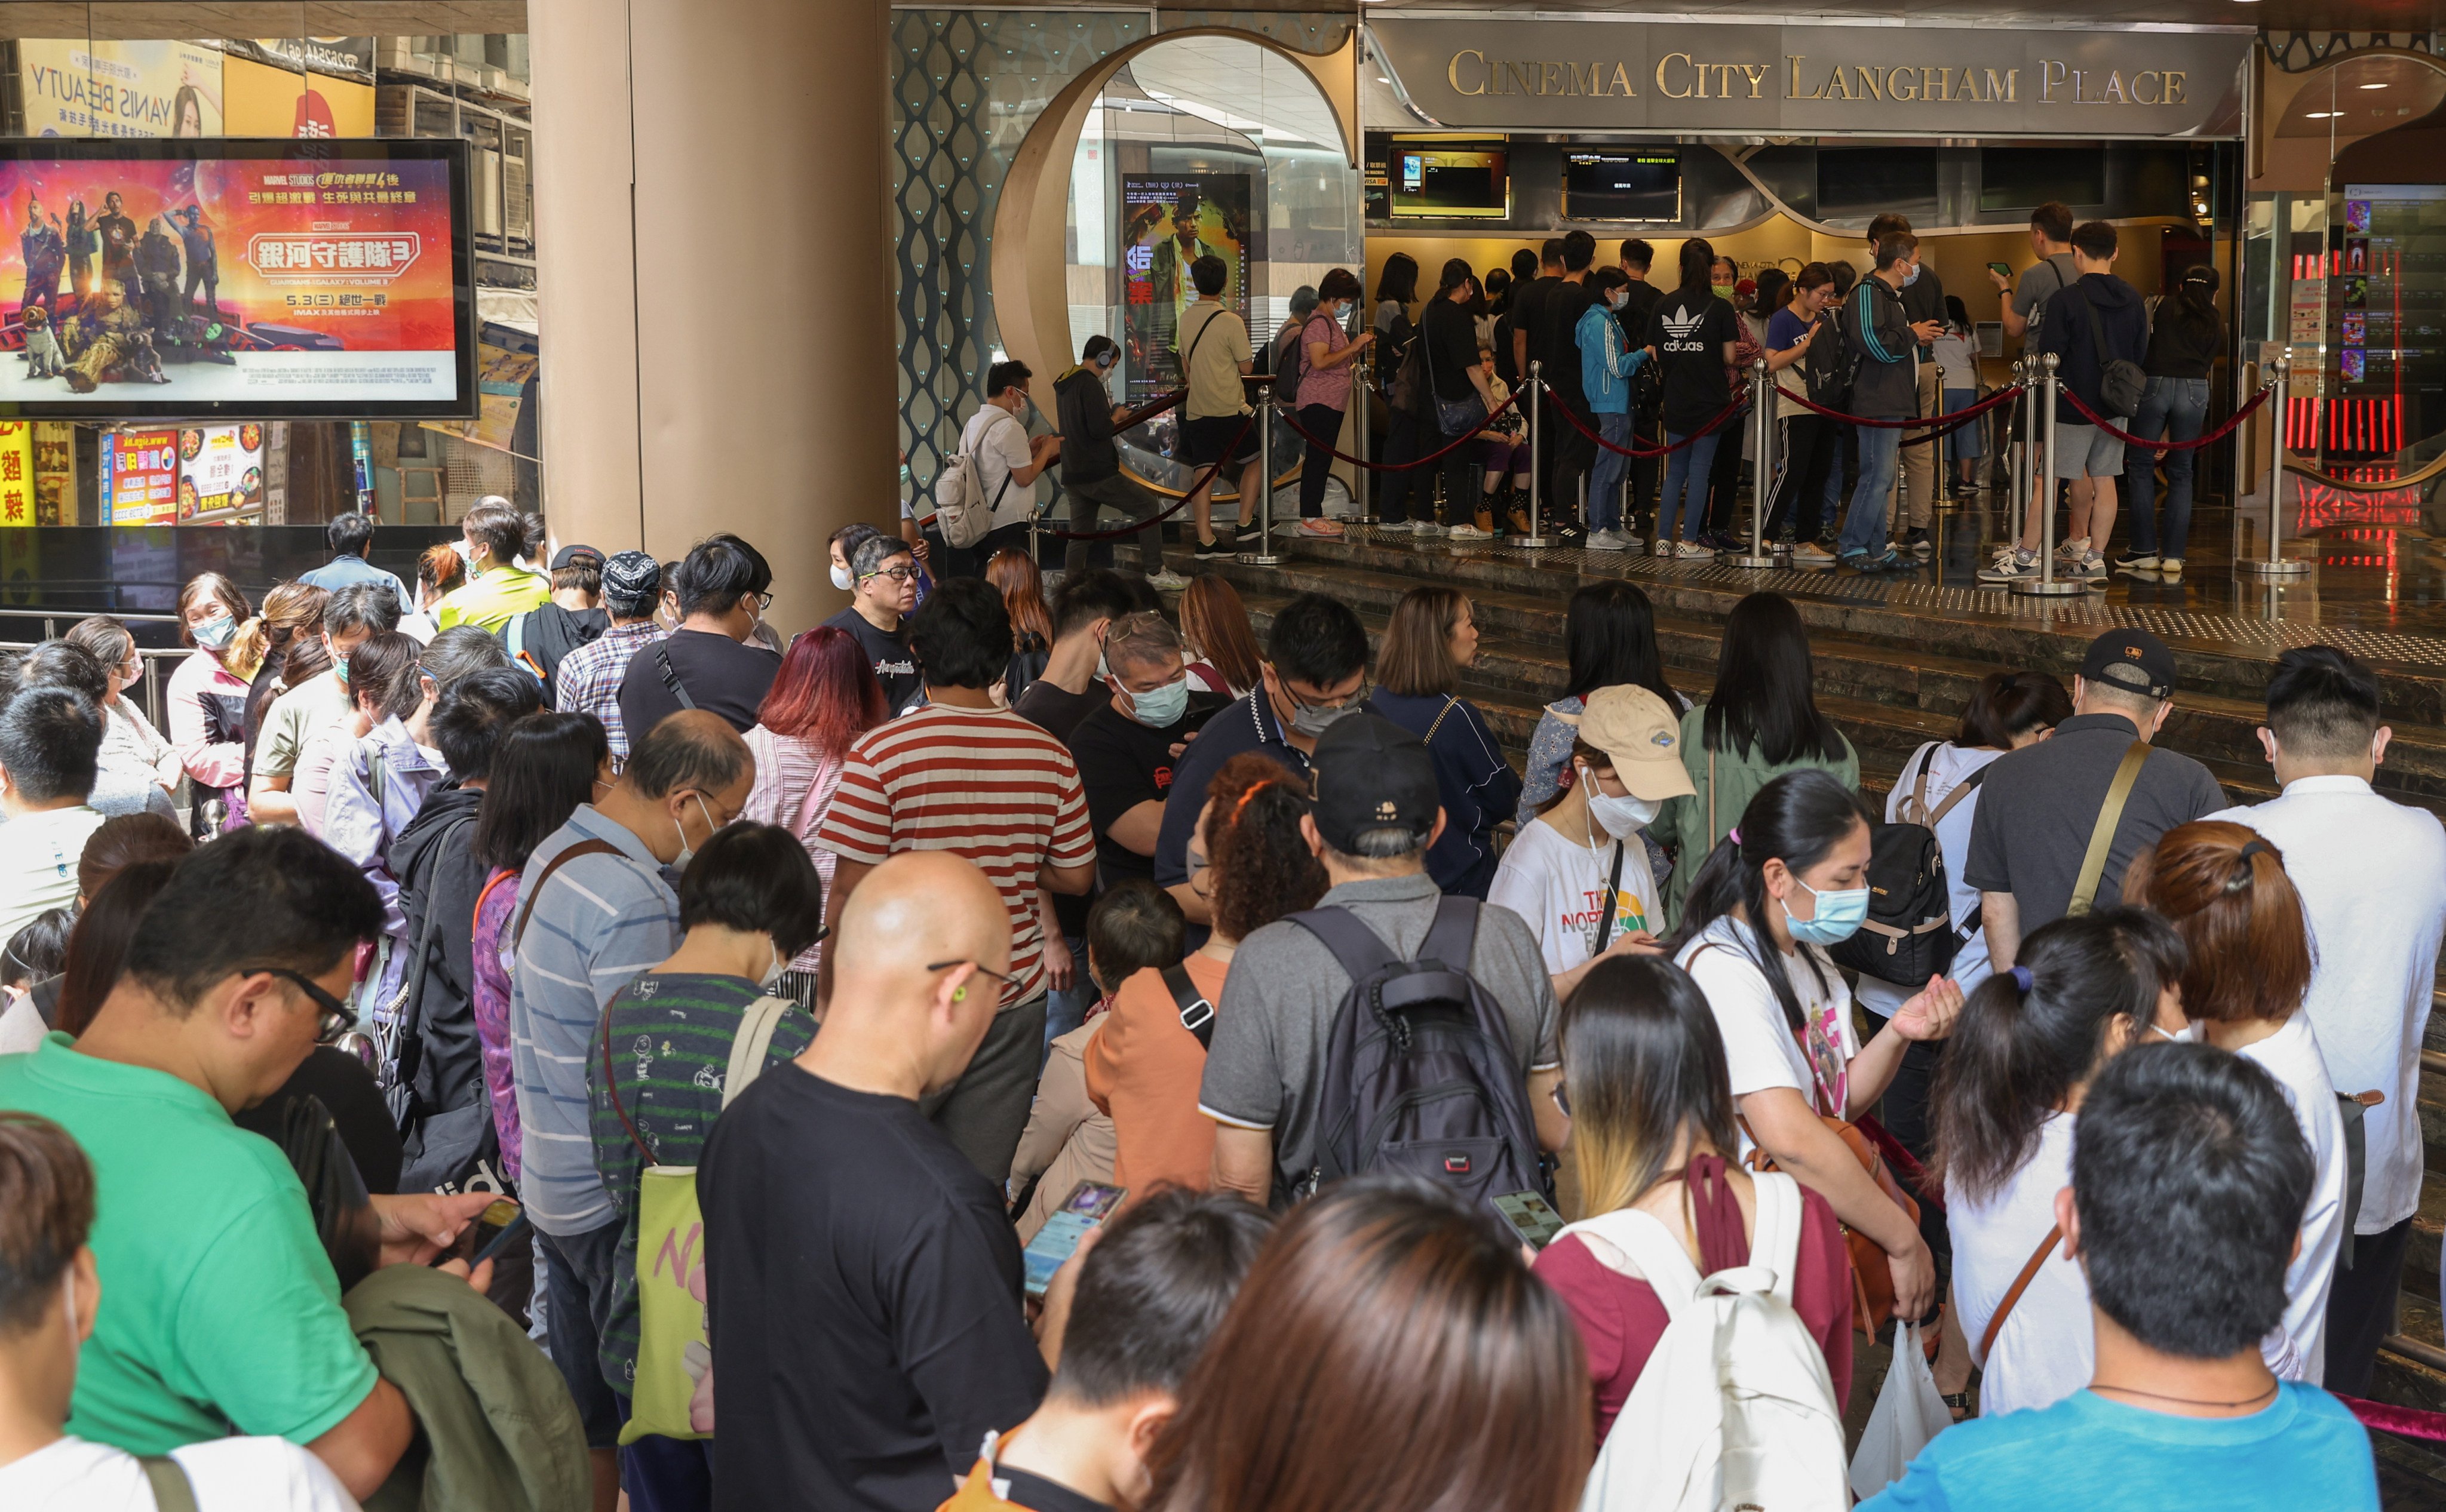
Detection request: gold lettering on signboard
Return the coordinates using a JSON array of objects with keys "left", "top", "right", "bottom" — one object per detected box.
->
[
  {"left": 1569, "top": 60, "right": 1600, "bottom": 95},
  {"left": 1448, "top": 49, "right": 1487, "bottom": 96},
  {"left": 1542, "top": 62, "right": 1566, "bottom": 95},
  {"left": 1610, "top": 61, "right": 1639, "bottom": 97},
  {"left": 1954, "top": 64, "right": 1982, "bottom": 102},
  {"left": 1657, "top": 52, "right": 1692, "bottom": 98},
  {"left": 1888, "top": 66, "right": 1916, "bottom": 101},
  {"left": 1788, "top": 54, "right": 1824, "bottom": 100},
  {"left": 2165, "top": 70, "right": 2186, "bottom": 103},
  {"left": 1923, "top": 66, "right": 1950, "bottom": 102},
  {"left": 2042, "top": 59, "right": 2067, "bottom": 100},
  {"left": 1855, "top": 66, "right": 1883, "bottom": 100},
  {"left": 1988, "top": 67, "right": 2017, "bottom": 102},
  {"left": 2132, "top": 69, "right": 2161, "bottom": 104},
  {"left": 1738, "top": 62, "right": 1768, "bottom": 97},
  {"left": 2101, "top": 69, "right": 2128, "bottom": 103},
  {"left": 1508, "top": 60, "right": 1536, "bottom": 95},
  {"left": 1825, "top": 65, "right": 1856, "bottom": 100}
]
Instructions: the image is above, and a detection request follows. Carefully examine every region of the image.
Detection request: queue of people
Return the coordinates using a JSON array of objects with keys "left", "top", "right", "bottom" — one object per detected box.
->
[{"left": 0, "top": 517, "right": 2424, "bottom": 1512}]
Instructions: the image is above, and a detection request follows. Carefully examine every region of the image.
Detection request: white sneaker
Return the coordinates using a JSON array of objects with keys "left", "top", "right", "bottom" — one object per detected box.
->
[
  {"left": 1146, "top": 568, "right": 1189, "bottom": 591},
  {"left": 1296, "top": 518, "right": 1345, "bottom": 538},
  {"left": 1791, "top": 542, "right": 1837, "bottom": 565},
  {"left": 1652, "top": 537, "right": 1677, "bottom": 557},
  {"left": 1586, "top": 528, "right": 1631, "bottom": 552},
  {"left": 1413, "top": 520, "right": 1447, "bottom": 537},
  {"left": 1446, "top": 523, "right": 1493, "bottom": 542},
  {"left": 2055, "top": 535, "right": 2090, "bottom": 563},
  {"left": 1978, "top": 548, "right": 2040, "bottom": 583},
  {"left": 1675, "top": 540, "right": 1715, "bottom": 560},
  {"left": 2159, "top": 557, "right": 2184, "bottom": 577},
  {"left": 2076, "top": 551, "right": 2108, "bottom": 580}
]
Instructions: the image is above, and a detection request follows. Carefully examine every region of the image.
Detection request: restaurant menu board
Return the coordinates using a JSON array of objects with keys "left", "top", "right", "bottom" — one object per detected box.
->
[
  {"left": 0, "top": 423, "right": 33, "bottom": 527},
  {"left": 103, "top": 424, "right": 263, "bottom": 524},
  {"left": 103, "top": 428, "right": 181, "bottom": 524},
  {"left": 0, "top": 138, "right": 471, "bottom": 417}
]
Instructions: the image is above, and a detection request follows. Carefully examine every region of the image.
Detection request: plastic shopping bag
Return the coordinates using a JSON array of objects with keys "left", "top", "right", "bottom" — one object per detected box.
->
[{"left": 1849, "top": 1321, "right": 1951, "bottom": 1501}]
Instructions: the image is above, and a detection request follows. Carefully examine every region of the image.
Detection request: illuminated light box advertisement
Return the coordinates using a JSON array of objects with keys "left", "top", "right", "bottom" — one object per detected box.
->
[
  {"left": 179, "top": 424, "right": 268, "bottom": 523},
  {"left": 102, "top": 428, "right": 181, "bottom": 524},
  {"left": 1119, "top": 174, "right": 1249, "bottom": 409},
  {"left": 0, "top": 138, "right": 473, "bottom": 419}
]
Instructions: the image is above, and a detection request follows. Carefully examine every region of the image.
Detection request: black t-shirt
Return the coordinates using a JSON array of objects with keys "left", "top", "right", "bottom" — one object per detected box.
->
[
  {"left": 1646, "top": 290, "right": 1739, "bottom": 435},
  {"left": 1067, "top": 692, "right": 1228, "bottom": 887},
  {"left": 701, "top": 1064, "right": 1048, "bottom": 1512},
  {"left": 1534, "top": 278, "right": 1597, "bottom": 408},
  {"left": 234, "top": 1046, "right": 403, "bottom": 1196},
  {"left": 1419, "top": 297, "right": 1481, "bottom": 403},
  {"left": 615, "top": 626, "right": 782, "bottom": 738},
  {"left": 823, "top": 607, "right": 924, "bottom": 718},
  {"left": 1510, "top": 276, "right": 1555, "bottom": 376},
  {"left": 1012, "top": 677, "right": 1104, "bottom": 746},
  {"left": 1002, "top": 1467, "right": 1109, "bottom": 1512}
]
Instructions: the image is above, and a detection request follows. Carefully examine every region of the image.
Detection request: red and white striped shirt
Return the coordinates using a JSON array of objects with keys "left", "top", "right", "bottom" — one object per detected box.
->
[{"left": 815, "top": 704, "right": 1094, "bottom": 1006}]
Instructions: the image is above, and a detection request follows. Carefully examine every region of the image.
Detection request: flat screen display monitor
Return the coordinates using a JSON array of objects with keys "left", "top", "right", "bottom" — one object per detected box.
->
[
  {"left": 1563, "top": 151, "right": 1681, "bottom": 223},
  {"left": 0, "top": 137, "right": 474, "bottom": 419},
  {"left": 1390, "top": 140, "right": 1509, "bottom": 219}
]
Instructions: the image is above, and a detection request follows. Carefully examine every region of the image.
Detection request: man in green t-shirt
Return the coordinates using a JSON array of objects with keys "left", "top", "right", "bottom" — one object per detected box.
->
[{"left": 0, "top": 826, "right": 498, "bottom": 1500}]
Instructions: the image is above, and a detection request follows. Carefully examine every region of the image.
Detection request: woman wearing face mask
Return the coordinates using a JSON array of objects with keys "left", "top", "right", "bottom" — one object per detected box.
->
[
  {"left": 1491, "top": 687, "right": 1694, "bottom": 1000},
  {"left": 1289, "top": 267, "right": 1374, "bottom": 537},
  {"left": 1370, "top": 585, "right": 1521, "bottom": 899},
  {"left": 585, "top": 821, "right": 823, "bottom": 1488},
  {"left": 1663, "top": 769, "right": 1962, "bottom": 1324},
  {"left": 64, "top": 616, "right": 181, "bottom": 797},
  {"left": 1577, "top": 267, "right": 1651, "bottom": 550},
  {"left": 165, "top": 573, "right": 257, "bottom": 832},
  {"left": 1928, "top": 908, "right": 2189, "bottom": 1419},
  {"left": 742, "top": 625, "right": 886, "bottom": 998}
]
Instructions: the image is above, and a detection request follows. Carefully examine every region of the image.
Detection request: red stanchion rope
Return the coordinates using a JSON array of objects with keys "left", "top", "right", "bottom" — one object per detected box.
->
[
  {"left": 2052, "top": 383, "right": 2276, "bottom": 451},
  {"left": 1544, "top": 391, "right": 1749, "bottom": 457},
  {"left": 1273, "top": 389, "right": 1522, "bottom": 472},
  {"left": 2339, "top": 1394, "right": 2446, "bottom": 1445},
  {"left": 1039, "top": 408, "right": 1257, "bottom": 542},
  {"left": 1773, "top": 383, "right": 2025, "bottom": 431},
  {"left": 1900, "top": 407, "right": 1998, "bottom": 450}
]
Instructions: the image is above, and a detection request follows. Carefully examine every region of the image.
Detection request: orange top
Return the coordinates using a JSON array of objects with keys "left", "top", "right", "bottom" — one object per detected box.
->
[{"left": 1084, "top": 952, "right": 1227, "bottom": 1197}]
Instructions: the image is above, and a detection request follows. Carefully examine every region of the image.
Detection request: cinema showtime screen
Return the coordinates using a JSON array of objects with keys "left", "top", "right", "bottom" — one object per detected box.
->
[{"left": 0, "top": 137, "right": 474, "bottom": 419}]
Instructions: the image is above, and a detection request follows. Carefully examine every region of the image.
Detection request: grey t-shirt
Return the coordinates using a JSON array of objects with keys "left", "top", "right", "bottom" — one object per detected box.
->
[
  {"left": 2012, "top": 253, "right": 2081, "bottom": 335},
  {"left": 1963, "top": 712, "right": 2228, "bottom": 931},
  {"left": 1196, "top": 870, "right": 1561, "bottom": 1201}
]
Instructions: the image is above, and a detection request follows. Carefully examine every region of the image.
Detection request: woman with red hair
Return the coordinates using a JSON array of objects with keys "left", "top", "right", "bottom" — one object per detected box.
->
[
  {"left": 743, "top": 626, "right": 887, "bottom": 992},
  {"left": 2127, "top": 819, "right": 2347, "bottom": 1385}
]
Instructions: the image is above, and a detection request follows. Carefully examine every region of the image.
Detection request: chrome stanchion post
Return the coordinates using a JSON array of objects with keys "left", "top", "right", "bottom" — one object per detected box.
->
[
  {"left": 1351, "top": 353, "right": 1370, "bottom": 527},
  {"left": 1729, "top": 357, "right": 1776, "bottom": 568},
  {"left": 1248, "top": 392, "right": 1281, "bottom": 567},
  {"left": 2008, "top": 357, "right": 2028, "bottom": 552},
  {"left": 1523, "top": 362, "right": 1549, "bottom": 549},
  {"left": 2016, "top": 353, "right": 2083, "bottom": 597},
  {"left": 2238, "top": 356, "right": 2308, "bottom": 578}
]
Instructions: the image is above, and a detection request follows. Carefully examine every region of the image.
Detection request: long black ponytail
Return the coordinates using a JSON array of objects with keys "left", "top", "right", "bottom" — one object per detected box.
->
[
  {"left": 1664, "top": 769, "right": 1872, "bottom": 1031},
  {"left": 1928, "top": 906, "right": 2186, "bottom": 1204}
]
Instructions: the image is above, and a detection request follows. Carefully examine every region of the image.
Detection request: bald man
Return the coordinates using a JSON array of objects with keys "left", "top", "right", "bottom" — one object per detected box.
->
[
  {"left": 508, "top": 706, "right": 753, "bottom": 1494},
  {"left": 699, "top": 851, "right": 1043, "bottom": 1511}
]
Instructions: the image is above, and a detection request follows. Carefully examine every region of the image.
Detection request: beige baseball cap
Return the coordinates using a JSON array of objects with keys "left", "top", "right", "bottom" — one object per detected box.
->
[{"left": 1563, "top": 686, "right": 1698, "bottom": 801}]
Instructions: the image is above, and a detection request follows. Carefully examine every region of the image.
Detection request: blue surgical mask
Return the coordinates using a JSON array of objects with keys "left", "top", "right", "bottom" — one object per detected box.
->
[
  {"left": 1784, "top": 875, "right": 1868, "bottom": 947},
  {"left": 1124, "top": 674, "right": 1191, "bottom": 728},
  {"left": 192, "top": 613, "right": 235, "bottom": 650}
]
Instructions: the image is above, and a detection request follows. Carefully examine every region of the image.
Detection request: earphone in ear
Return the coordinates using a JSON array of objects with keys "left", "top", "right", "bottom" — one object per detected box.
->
[{"left": 953, "top": 988, "right": 967, "bottom": 1002}]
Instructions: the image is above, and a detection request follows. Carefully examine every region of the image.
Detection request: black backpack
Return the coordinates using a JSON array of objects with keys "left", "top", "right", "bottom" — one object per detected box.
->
[
  {"left": 1830, "top": 743, "right": 1987, "bottom": 987},
  {"left": 1293, "top": 898, "right": 1548, "bottom": 1212}
]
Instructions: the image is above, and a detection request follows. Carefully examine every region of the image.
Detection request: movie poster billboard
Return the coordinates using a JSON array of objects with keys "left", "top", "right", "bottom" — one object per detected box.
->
[
  {"left": 19, "top": 41, "right": 224, "bottom": 138},
  {"left": 1119, "top": 174, "right": 1250, "bottom": 408},
  {"left": 0, "top": 139, "right": 473, "bottom": 419}
]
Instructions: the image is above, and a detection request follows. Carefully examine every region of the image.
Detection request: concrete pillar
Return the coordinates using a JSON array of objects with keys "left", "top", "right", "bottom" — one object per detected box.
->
[{"left": 530, "top": 0, "right": 892, "bottom": 635}]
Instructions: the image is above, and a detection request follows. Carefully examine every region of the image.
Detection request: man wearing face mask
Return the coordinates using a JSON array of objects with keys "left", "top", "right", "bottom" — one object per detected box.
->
[
  {"left": 551, "top": 551, "right": 666, "bottom": 767},
  {"left": 1489, "top": 686, "right": 1693, "bottom": 1001},
  {"left": 1867, "top": 214, "right": 1948, "bottom": 557},
  {"left": 585, "top": 822, "right": 824, "bottom": 1493},
  {"left": 1576, "top": 267, "right": 1650, "bottom": 552},
  {"left": 822, "top": 533, "right": 926, "bottom": 720},
  {"left": 1067, "top": 611, "right": 1229, "bottom": 899},
  {"left": 1054, "top": 335, "right": 1185, "bottom": 588},
  {"left": 615, "top": 536, "right": 782, "bottom": 739},
  {"left": 510, "top": 709, "right": 753, "bottom": 1491},
  {"left": 1152, "top": 592, "right": 1371, "bottom": 926}
]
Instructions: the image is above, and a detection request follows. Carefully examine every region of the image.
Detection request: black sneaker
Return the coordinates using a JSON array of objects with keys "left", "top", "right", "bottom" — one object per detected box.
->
[
  {"left": 1193, "top": 536, "right": 1231, "bottom": 560},
  {"left": 1902, "top": 527, "right": 1933, "bottom": 557},
  {"left": 1552, "top": 521, "right": 1586, "bottom": 543}
]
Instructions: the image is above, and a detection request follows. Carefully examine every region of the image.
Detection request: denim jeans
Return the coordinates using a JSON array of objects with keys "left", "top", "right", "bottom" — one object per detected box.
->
[
  {"left": 2125, "top": 376, "right": 2208, "bottom": 557},
  {"left": 1837, "top": 423, "right": 1904, "bottom": 558},
  {"left": 1590, "top": 411, "right": 1632, "bottom": 531},
  {"left": 1656, "top": 429, "right": 1721, "bottom": 542}
]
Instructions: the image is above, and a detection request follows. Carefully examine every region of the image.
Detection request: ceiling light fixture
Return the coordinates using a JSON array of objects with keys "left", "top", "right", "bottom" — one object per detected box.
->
[
  {"left": 2304, "top": 110, "right": 2339, "bottom": 118},
  {"left": 2361, "top": 81, "right": 2389, "bottom": 88}
]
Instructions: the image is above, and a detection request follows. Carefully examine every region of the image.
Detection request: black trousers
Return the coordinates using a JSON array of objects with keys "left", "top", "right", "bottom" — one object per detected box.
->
[
  {"left": 1378, "top": 410, "right": 1432, "bottom": 524},
  {"left": 1627, "top": 411, "right": 1661, "bottom": 530},
  {"left": 1550, "top": 419, "right": 1598, "bottom": 527},
  {"left": 1702, "top": 416, "right": 1744, "bottom": 536},
  {"left": 1296, "top": 402, "right": 1344, "bottom": 517},
  {"left": 2323, "top": 1215, "right": 2414, "bottom": 1397},
  {"left": 1767, "top": 413, "right": 1839, "bottom": 540}
]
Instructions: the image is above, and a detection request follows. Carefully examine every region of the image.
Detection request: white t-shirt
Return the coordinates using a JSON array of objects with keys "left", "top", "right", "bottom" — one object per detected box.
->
[
  {"left": 1860, "top": 740, "right": 2006, "bottom": 1018},
  {"left": 0, "top": 804, "right": 105, "bottom": 946},
  {"left": 2238, "top": 1014, "right": 2349, "bottom": 1385},
  {"left": 1675, "top": 915, "right": 1858, "bottom": 1153},
  {"left": 1950, "top": 1113, "right": 2092, "bottom": 1416},
  {"left": 959, "top": 403, "right": 1037, "bottom": 527},
  {"left": 0, "top": 1434, "right": 361, "bottom": 1511},
  {"left": 2213, "top": 776, "right": 2446, "bottom": 1235},
  {"left": 1487, "top": 815, "right": 1664, "bottom": 978}
]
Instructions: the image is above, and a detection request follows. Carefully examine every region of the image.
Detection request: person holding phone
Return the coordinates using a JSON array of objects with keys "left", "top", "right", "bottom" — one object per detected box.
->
[{"left": 1531, "top": 955, "right": 1856, "bottom": 1440}]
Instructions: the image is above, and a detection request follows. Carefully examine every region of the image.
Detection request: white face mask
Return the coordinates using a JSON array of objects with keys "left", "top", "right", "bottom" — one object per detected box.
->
[
  {"left": 760, "top": 941, "right": 789, "bottom": 992},
  {"left": 673, "top": 792, "right": 719, "bottom": 871},
  {"left": 1585, "top": 784, "right": 1661, "bottom": 840},
  {"left": 2149, "top": 1019, "right": 2197, "bottom": 1044},
  {"left": 830, "top": 563, "right": 854, "bottom": 591}
]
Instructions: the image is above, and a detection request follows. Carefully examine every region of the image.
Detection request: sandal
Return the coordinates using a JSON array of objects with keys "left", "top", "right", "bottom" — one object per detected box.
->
[{"left": 1941, "top": 1390, "right": 1972, "bottom": 1422}]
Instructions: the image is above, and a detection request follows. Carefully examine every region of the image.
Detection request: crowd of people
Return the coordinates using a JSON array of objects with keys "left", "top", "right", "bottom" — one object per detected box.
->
[{"left": 0, "top": 468, "right": 2427, "bottom": 1512}]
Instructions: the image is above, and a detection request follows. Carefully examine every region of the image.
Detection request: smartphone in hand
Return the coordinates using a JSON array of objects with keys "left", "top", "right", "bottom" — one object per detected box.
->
[
  {"left": 1493, "top": 1190, "right": 1567, "bottom": 1251},
  {"left": 1022, "top": 1181, "right": 1127, "bottom": 1297}
]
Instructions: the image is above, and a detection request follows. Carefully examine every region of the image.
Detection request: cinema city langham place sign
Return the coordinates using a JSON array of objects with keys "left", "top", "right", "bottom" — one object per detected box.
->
[{"left": 1368, "top": 19, "right": 2251, "bottom": 138}]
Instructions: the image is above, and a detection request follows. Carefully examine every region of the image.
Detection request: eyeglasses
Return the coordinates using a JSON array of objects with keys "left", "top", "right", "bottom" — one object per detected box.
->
[
  {"left": 751, "top": 591, "right": 775, "bottom": 612},
  {"left": 1550, "top": 1081, "right": 1571, "bottom": 1117},
  {"left": 244, "top": 965, "right": 357, "bottom": 1042},
  {"left": 924, "top": 958, "right": 1023, "bottom": 991},
  {"left": 863, "top": 566, "right": 922, "bottom": 584}
]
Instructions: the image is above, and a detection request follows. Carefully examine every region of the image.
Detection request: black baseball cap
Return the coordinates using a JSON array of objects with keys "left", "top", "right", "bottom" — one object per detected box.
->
[
  {"left": 2079, "top": 628, "right": 2178, "bottom": 700},
  {"left": 1310, "top": 713, "right": 1440, "bottom": 853},
  {"left": 552, "top": 543, "right": 605, "bottom": 571}
]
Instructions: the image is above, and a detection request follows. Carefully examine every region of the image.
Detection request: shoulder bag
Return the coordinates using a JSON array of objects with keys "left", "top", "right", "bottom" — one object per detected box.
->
[
  {"left": 1160, "top": 963, "right": 1216, "bottom": 1050},
  {"left": 2077, "top": 283, "right": 2148, "bottom": 419},
  {"left": 2066, "top": 742, "right": 2150, "bottom": 917},
  {"left": 1977, "top": 1222, "right": 2064, "bottom": 1362},
  {"left": 1423, "top": 310, "right": 1489, "bottom": 439}
]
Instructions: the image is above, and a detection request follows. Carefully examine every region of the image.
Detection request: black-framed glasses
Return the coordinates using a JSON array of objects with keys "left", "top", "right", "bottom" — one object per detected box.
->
[
  {"left": 864, "top": 565, "right": 922, "bottom": 584},
  {"left": 751, "top": 591, "right": 775, "bottom": 612},
  {"left": 924, "top": 959, "right": 1022, "bottom": 991},
  {"left": 1551, "top": 1081, "right": 1571, "bottom": 1118},
  {"left": 245, "top": 966, "right": 357, "bottom": 1042}
]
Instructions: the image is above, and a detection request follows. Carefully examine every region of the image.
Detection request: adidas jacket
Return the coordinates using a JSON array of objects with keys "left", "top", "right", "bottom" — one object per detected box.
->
[{"left": 1845, "top": 276, "right": 1917, "bottom": 419}]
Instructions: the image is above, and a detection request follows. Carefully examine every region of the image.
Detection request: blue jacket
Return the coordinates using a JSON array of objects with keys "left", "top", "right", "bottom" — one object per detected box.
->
[{"left": 1578, "top": 302, "right": 1647, "bottom": 416}]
